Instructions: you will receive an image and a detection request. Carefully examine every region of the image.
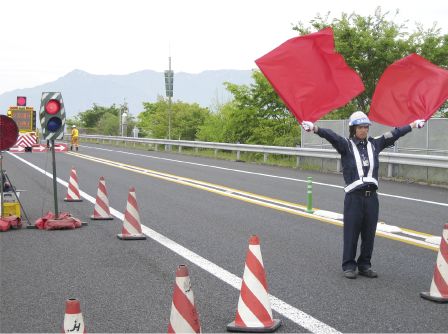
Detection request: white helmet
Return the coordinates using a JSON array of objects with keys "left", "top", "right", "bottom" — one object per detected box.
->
[
  {"left": 349, "top": 111, "right": 371, "bottom": 126},
  {"left": 72, "top": 125, "right": 76, "bottom": 128}
]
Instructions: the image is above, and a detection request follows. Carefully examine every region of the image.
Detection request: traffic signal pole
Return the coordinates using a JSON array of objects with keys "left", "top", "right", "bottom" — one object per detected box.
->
[{"left": 51, "top": 140, "right": 59, "bottom": 219}]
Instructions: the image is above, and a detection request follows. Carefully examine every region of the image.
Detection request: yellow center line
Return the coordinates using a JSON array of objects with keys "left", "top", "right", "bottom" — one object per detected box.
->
[{"left": 68, "top": 152, "right": 439, "bottom": 252}]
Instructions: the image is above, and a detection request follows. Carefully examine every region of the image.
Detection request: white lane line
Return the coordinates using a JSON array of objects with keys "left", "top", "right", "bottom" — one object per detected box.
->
[
  {"left": 83, "top": 145, "right": 448, "bottom": 207},
  {"left": 9, "top": 152, "right": 340, "bottom": 334}
]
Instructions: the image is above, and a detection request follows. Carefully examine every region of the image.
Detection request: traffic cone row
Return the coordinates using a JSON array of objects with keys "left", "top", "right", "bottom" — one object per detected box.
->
[
  {"left": 65, "top": 169, "right": 146, "bottom": 240},
  {"left": 61, "top": 167, "right": 447, "bottom": 333}
]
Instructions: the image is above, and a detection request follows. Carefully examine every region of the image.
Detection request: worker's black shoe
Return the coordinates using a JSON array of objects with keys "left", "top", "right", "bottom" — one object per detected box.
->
[
  {"left": 70, "top": 146, "right": 73, "bottom": 151},
  {"left": 343, "top": 269, "right": 357, "bottom": 279},
  {"left": 358, "top": 268, "right": 378, "bottom": 278},
  {"left": 76, "top": 147, "right": 78, "bottom": 151}
]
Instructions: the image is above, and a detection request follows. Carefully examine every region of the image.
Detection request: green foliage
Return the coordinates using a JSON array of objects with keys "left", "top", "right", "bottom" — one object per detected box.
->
[
  {"left": 77, "top": 104, "right": 120, "bottom": 128},
  {"left": 197, "top": 71, "right": 301, "bottom": 146},
  {"left": 138, "top": 97, "right": 210, "bottom": 140},
  {"left": 97, "top": 113, "right": 119, "bottom": 135}
]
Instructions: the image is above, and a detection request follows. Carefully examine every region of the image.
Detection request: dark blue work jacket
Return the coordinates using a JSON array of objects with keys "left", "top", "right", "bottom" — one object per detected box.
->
[{"left": 316, "top": 125, "right": 412, "bottom": 193}]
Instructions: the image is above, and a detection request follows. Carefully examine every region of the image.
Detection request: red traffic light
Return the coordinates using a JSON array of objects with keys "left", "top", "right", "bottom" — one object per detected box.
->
[
  {"left": 45, "top": 99, "right": 61, "bottom": 115},
  {"left": 0, "top": 115, "right": 19, "bottom": 150},
  {"left": 17, "top": 96, "right": 27, "bottom": 106}
]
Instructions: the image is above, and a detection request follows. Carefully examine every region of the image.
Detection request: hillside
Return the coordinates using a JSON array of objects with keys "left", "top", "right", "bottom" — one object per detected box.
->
[{"left": 0, "top": 69, "right": 254, "bottom": 119}]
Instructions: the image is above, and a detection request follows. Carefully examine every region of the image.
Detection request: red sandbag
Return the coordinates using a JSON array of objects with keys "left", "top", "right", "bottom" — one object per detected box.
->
[
  {"left": 0, "top": 219, "right": 10, "bottom": 232},
  {"left": 34, "top": 212, "right": 83, "bottom": 230},
  {"left": 3, "top": 215, "right": 22, "bottom": 229}
]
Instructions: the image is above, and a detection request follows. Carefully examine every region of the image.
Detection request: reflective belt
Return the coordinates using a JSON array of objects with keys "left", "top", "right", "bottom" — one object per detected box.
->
[{"left": 344, "top": 140, "right": 378, "bottom": 193}]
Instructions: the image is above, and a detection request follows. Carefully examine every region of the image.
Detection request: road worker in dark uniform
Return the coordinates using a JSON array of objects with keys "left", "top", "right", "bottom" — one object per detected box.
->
[{"left": 302, "top": 112, "right": 425, "bottom": 279}]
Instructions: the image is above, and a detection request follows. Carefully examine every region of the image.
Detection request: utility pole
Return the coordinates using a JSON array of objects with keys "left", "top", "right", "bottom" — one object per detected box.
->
[{"left": 164, "top": 57, "right": 174, "bottom": 143}]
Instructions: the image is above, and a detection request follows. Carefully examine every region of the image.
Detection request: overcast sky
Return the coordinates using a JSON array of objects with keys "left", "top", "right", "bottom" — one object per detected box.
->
[{"left": 1, "top": 0, "right": 447, "bottom": 94}]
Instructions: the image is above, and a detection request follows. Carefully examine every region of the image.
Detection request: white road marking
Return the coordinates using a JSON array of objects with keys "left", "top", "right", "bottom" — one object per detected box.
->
[
  {"left": 83, "top": 145, "right": 448, "bottom": 207},
  {"left": 9, "top": 152, "right": 340, "bottom": 334}
]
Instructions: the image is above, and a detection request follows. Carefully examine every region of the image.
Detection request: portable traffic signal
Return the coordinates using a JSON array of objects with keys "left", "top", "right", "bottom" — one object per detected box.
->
[
  {"left": 40, "top": 92, "right": 66, "bottom": 140},
  {"left": 16, "top": 96, "right": 27, "bottom": 106}
]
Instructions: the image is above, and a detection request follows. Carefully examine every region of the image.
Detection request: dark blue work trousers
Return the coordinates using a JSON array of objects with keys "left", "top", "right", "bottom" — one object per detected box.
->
[{"left": 342, "top": 190, "right": 379, "bottom": 271}]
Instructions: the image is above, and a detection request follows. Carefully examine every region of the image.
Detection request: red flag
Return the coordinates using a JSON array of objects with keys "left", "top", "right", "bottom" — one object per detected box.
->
[
  {"left": 255, "top": 27, "right": 364, "bottom": 123},
  {"left": 370, "top": 54, "right": 448, "bottom": 126}
]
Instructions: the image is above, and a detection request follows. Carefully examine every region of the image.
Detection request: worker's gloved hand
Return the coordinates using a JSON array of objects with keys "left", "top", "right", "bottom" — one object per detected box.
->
[
  {"left": 411, "top": 119, "right": 425, "bottom": 129},
  {"left": 302, "top": 121, "right": 315, "bottom": 132}
]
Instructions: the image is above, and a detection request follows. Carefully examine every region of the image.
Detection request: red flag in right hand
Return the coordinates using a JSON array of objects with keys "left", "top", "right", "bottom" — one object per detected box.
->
[{"left": 370, "top": 54, "right": 448, "bottom": 126}]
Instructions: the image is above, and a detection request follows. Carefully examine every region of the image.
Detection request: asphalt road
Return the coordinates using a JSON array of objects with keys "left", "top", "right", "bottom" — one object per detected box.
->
[{"left": 1, "top": 143, "right": 447, "bottom": 333}]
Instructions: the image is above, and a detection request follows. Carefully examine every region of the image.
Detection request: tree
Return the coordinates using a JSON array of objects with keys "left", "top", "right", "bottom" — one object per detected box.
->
[
  {"left": 292, "top": 7, "right": 448, "bottom": 118},
  {"left": 138, "top": 97, "right": 210, "bottom": 140},
  {"left": 97, "top": 113, "right": 119, "bottom": 136}
]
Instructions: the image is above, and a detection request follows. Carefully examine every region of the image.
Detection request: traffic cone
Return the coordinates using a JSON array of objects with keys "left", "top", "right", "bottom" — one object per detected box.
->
[
  {"left": 117, "top": 187, "right": 146, "bottom": 240},
  {"left": 62, "top": 298, "right": 86, "bottom": 333},
  {"left": 64, "top": 167, "right": 83, "bottom": 202},
  {"left": 227, "top": 235, "right": 281, "bottom": 332},
  {"left": 168, "top": 265, "right": 201, "bottom": 333},
  {"left": 90, "top": 177, "right": 113, "bottom": 220},
  {"left": 420, "top": 223, "right": 448, "bottom": 303}
]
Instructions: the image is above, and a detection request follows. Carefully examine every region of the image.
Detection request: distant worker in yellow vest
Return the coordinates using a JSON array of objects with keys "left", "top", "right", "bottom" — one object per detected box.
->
[{"left": 71, "top": 125, "right": 79, "bottom": 151}]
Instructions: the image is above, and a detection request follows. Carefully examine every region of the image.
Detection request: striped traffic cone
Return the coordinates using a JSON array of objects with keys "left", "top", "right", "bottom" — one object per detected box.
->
[
  {"left": 227, "top": 235, "right": 281, "bottom": 332},
  {"left": 168, "top": 265, "right": 201, "bottom": 333},
  {"left": 62, "top": 298, "right": 86, "bottom": 333},
  {"left": 64, "top": 168, "right": 83, "bottom": 202},
  {"left": 117, "top": 187, "right": 146, "bottom": 240},
  {"left": 420, "top": 223, "right": 448, "bottom": 303},
  {"left": 90, "top": 177, "right": 113, "bottom": 220}
]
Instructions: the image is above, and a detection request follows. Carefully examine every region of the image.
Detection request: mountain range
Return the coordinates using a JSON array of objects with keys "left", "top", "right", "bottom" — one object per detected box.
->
[{"left": 0, "top": 69, "right": 254, "bottom": 119}]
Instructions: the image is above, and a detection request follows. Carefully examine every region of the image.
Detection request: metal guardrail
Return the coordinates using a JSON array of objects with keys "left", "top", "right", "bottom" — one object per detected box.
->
[{"left": 76, "top": 135, "right": 448, "bottom": 174}]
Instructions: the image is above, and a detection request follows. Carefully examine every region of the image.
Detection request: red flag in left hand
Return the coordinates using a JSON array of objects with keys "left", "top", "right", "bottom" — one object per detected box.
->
[
  {"left": 255, "top": 27, "right": 364, "bottom": 123},
  {"left": 369, "top": 54, "right": 448, "bottom": 126}
]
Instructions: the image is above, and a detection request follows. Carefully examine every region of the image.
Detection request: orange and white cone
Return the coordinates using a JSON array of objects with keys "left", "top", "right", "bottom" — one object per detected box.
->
[
  {"left": 64, "top": 168, "right": 83, "bottom": 202},
  {"left": 62, "top": 298, "right": 86, "bottom": 333},
  {"left": 168, "top": 265, "right": 201, "bottom": 333},
  {"left": 90, "top": 176, "right": 113, "bottom": 220},
  {"left": 117, "top": 187, "right": 146, "bottom": 240},
  {"left": 227, "top": 235, "right": 281, "bottom": 332},
  {"left": 420, "top": 223, "right": 448, "bottom": 303}
]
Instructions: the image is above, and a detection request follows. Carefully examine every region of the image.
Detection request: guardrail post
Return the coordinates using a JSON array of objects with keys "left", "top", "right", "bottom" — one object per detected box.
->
[
  {"left": 236, "top": 142, "right": 241, "bottom": 161},
  {"left": 387, "top": 163, "right": 393, "bottom": 178},
  {"left": 214, "top": 149, "right": 218, "bottom": 157},
  {"left": 336, "top": 159, "right": 341, "bottom": 173},
  {"left": 178, "top": 145, "right": 182, "bottom": 153},
  {"left": 296, "top": 145, "right": 300, "bottom": 168},
  {"left": 306, "top": 177, "right": 314, "bottom": 214},
  {"left": 263, "top": 153, "right": 268, "bottom": 162}
]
